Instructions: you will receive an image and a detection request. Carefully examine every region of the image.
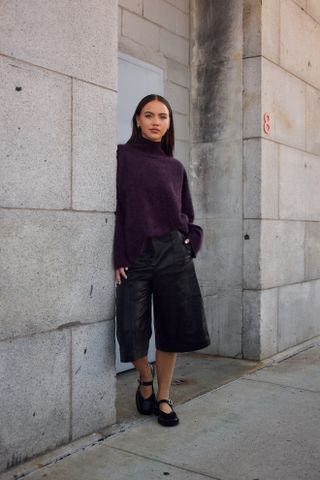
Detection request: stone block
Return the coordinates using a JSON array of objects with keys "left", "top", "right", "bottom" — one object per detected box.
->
[
  {"left": 190, "top": 139, "right": 242, "bottom": 218},
  {"left": 122, "top": 10, "right": 160, "bottom": 50},
  {"left": 278, "top": 280, "right": 320, "bottom": 351},
  {"left": 306, "top": 85, "right": 320, "bottom": 156},
  {"left": 199, "top": 286, "right": 242, "bottom": 358},
  {"left": 196, "top": 218, "right": 243, "bottom": 289},
  {"left": 118, "top": 0, "right": 143, "bottom": 14},
  {"left": 166, "top": 82, "right": 189, "bottom": 115},
  {"left": 261, "top": 57, "right": 306, "bottom": 150},
  {"left": 243, "top": 56, "right": 261, "bottom": 139},
  {"left": 190, "top": 0, "right": 242, "bottom": 67},
  {"left": 174, "top": 112, "right": 189, "bottom": 141},
  {"left": 243, "top": 289, "right": 278, "bottom": 360},
  {"left": 166, "top": 58, "right": 190, "bottom": 88},
  {"left": 0, "top": 57, "right": 71, "bottom": 209},
  {"left": 160, "top": 29, "right": 189, "bottom": 65},
  {"left": 279, "top": 145, "right": 320, "bottom": 221},
  {"left": 217, "top": 288, "right": 243, "bottom": 358},
  {"left": 174, "top": 140, "right": 189, "bottom": 169},
  {"left": 262, "top": 0, "right": 280, "bottom": 63},
  {"left": 118, "top": 36, "right": 167, "bottom": 72},
  {"left": 167, "top": 0, "right": 189, "bottom": 14},
  {"left": 191, "top": 61, "right": 243, "bottom": 143},
  {"left": 175, "top": 8, "right": 189, "bottom": 38},
  {"left": 243, "top": 138, "right": 279, "bottom": 219},
  {"left": 244, "top": 220, "right": 305, "bottom": 289},
  {"left": 0, "top": 330, "right": 70, "bottom": 472},
  {"left": 72, "top": 80, "right": 117, "bottom": 212},
  {"left": 72, "top": 321, "right": 116, "bottom": 439},
  {"left": 243, "top": 0, "right": 261, "bottom": 58},
  {"left": 0, "top": 0, "right": 117, "bottom": 89},
  {"left": 280, "top": 0, "right": 320, "bottom": 90},
  {"left": 294, "top": 0, "right": 307, "bottom": 8},
  {"left": 306, "top": 222, "right": 320, "bottom": 280},
  {"left": 243, "top": 220, "right": 261, "bottom": 289},
  {"left": 308, "top": 0, "right": 320, "bottom": 23},
  {"left": 144, "top": 0, "right": 176, "bottom": 33},
  {"left": 0, "top": 210, "right": 115, "bottom": 341},
  {"left": 144, "top": 0, "right": 189, "bottom": 37}
]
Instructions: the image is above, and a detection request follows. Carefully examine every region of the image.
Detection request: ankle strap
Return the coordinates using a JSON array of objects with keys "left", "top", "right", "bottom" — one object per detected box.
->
[
  {"left": 157, "top": 399, "right": 173, "bottom": 406},
  {"left": 138, "top": 379, "right": 153, "bottom": 386}
]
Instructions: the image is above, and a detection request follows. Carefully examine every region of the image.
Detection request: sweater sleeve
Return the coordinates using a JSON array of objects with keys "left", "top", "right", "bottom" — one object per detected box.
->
[
  {"left": 181, "top": 168, "right": 204, "bottom": 257},
  {"left": 113, "top": 149, "right": 130, "bottom": 269}
]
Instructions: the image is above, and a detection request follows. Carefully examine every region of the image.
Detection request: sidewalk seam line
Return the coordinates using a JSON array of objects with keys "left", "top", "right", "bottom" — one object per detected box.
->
[
  {"left": 106, "top": 445, "right": 223, "bottom": 480},
  {"left": 241, "top": 377, "right": 320, "bottom": 394}
]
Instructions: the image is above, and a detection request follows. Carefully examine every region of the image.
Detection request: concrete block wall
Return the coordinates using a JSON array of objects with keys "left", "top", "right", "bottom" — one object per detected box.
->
[
  {"left": 118, "top": 0, "right": 190, "bottom": 166},
  {"left": 190, "top": 0, "right": 244, "bottom": 357},
  {"left": 0, "top": 1, "right": 117, "bottom": 472},
  {"left": 243, "top": 0, "right": 320, "bottom": 359}
]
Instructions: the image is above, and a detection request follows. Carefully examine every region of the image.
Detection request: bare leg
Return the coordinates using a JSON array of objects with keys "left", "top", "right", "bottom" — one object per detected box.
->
[
  {"left": 156, "top": 349, "right": 177, "bottom": 413},
  {"left": 132, "top": 355, "right": 153, "bottom": 399}
]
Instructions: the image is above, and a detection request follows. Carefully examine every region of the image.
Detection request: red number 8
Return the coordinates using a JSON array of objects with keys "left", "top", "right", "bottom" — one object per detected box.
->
[{"left": 263, "top": 112, "right": 271, "bottom": 134}]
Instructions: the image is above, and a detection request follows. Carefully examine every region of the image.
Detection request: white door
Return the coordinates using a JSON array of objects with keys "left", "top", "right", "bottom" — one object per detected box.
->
[{"left": 116, "top": 53, "right": 164, "bottom": 373}]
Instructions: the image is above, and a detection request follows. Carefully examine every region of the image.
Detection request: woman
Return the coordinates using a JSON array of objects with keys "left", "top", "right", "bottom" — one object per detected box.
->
[{"left": 114, "top": 94, "right": 210, "bottom": 427}]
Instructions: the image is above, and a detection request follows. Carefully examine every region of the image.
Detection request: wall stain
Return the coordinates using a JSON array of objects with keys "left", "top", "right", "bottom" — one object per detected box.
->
[{"left": 191, "top": 0, "right": 240, "bottom": 143}]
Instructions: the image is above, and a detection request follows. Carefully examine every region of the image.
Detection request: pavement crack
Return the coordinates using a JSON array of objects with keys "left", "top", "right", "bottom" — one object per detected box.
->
[{"left": 106, "top": 445, "right": 223, "bottom": 480}]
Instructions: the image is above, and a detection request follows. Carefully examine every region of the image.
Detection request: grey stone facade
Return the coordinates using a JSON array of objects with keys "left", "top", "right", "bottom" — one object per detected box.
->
[
  {"left": 1, "top": 0, "right": 319, "bottom": 473},
  {"left": 243, "top": 0, "right": 320, "bottom": 359},
  {"left": 0, "top": 0, "right": 117, "bottom": 472}
]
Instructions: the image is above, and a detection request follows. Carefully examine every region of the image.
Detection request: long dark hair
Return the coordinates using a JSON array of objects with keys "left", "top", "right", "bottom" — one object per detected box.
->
[{"left": 127, "top": 94, "right": 175, "bottom": 156}]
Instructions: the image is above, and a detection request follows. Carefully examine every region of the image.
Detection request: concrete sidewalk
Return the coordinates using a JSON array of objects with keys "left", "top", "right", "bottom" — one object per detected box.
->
[{"left": 2, "top": 340, "right": 320, "bottom": 480}]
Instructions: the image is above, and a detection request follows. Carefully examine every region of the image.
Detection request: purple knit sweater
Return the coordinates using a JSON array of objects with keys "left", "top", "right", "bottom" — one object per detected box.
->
[{"left": 113, "top": 135, "right": 203, "bottom": 269}]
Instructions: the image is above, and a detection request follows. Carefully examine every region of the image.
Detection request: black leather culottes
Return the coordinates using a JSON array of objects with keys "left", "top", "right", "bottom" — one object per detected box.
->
[{"left": 115, "top": 229, "right": 210, "bottom": 363}]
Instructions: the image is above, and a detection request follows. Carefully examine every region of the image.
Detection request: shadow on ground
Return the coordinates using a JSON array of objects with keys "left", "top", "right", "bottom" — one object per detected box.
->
[{"left": 116, "top": 352, "right": 262, "bottom": 423}]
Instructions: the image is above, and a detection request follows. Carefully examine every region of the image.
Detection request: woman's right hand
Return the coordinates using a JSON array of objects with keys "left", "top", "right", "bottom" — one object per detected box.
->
[{"left": 115, "top": 267, "right": 128, "bottom": 285}]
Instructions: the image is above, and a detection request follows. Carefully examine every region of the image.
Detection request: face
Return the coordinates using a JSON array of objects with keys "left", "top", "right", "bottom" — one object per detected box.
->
[{"left": 136, "top": 100, "right": 170, "bottom": 142}]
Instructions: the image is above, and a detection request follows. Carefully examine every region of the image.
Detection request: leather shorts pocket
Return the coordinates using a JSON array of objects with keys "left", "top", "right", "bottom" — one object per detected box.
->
[{"left": 177, "top": 230, "right": 193, "bottom": 256}]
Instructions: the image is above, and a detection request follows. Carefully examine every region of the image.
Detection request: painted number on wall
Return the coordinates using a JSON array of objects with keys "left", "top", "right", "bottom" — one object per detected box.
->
[{"left": 263, "top": 112, "right": 271, "bottom": 134}]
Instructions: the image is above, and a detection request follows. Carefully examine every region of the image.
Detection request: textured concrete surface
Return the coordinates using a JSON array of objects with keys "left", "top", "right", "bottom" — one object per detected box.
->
[
  {"left": 243, "top": 138, "right": 279, "bottom": 219},
  {"left": 280, "top": 0, "right": 320, "bottom": 90},
  {"left": 0, "top": 210, "right": 115, "bottom": 340},
  {"left": 0, "top": 330, "right": 70, "bottom": 472},
  {"left": 191, "top": 139, "right": 242, "bottom": 219},
  {"left": 243, "top": 219, "right": 305, "bottom": 289},
  {"left": 0, "top": 56, "right": 71, "bottom": 209},
  {"left": 243, "top": 288, "right": 278, "bottom": 360},
  {"left": 3, "top": 341, "right": 320, "bottom": 480},
  {"left": 262, "top": 58, "right": 306, "bottom": 149},
  {"left": 71, "top": 321, "right": 116, "bottom": 439},
  {"left": 244, "top": 0, "right": 280, "bottom": 63},
  {"left": 278, "top": 280, "right": 320, "bottom": 351},
  {"left": 306, "top": 84, "right": 320, "bottom": 155},
  {"left": 306, "top": 223, "right": 320, "bottom": 279},
  {"left": 243, "top": 0, "right": 320, "bottom": 359},
  {"left": 190, "top": 0, "right": 243, "bottom": 358},
  {"left": 279, "top": 146, "right": 320, "bottom": 221},
  {"left": 72, "top": 80, "right": 117, "bottom": 212},
  {"left": 0, "top": 0, "right": 118, "bottom": 89}
]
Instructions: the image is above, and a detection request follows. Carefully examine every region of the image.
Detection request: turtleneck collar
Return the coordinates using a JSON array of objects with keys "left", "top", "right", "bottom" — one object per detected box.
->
[{"left": 131, "top": 134, "right": 167, "bottom": 156}]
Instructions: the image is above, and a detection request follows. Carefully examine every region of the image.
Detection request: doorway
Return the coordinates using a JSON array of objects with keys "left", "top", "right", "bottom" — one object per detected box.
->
[{"left": 115, "top": 52, "right": 164, "bottom": 373}]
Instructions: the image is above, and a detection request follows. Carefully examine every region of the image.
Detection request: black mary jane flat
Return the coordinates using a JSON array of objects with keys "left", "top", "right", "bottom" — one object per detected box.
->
[
  {"left": 154, "top": 398, "right": 179, "bottom": 427},
  {"left": 135, "top": 363, "right": 155, "bottom": 415}
]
